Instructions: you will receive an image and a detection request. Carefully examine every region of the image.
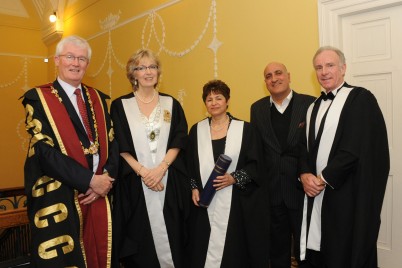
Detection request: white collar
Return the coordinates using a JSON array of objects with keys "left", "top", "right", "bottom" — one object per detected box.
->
[
  {"left": 270, "top": 90, "right": 293, "bottom": 113},
  {"left": 57, "top": 77, "right": 82, "bottom": 98},
  {"left": 321, "top": 82, "right": 345, "bottom": 97}
]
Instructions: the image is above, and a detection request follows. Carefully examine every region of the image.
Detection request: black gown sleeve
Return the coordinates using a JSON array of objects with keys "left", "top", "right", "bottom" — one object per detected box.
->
[
  {"left": 186, "top": 124, "right": 202, "bottom": 190},
  {"left": 236, "top": 121, "right": 263, "bottom": 188},
  {"left": 99, "top": 92, "right": 119, "bottom": 178},
  {"left": 22, "top": 89, "right": 93, "bottom": 194},
  {"left": 168, "top": 97, "right": 188, "bottom": 150},
  {"left": 322, "top": 88, "right": 386, "bottom": 190}
]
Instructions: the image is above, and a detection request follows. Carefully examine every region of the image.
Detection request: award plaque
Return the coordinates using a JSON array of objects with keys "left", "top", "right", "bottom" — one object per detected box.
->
[{"left": 198, "top": 154, "right": 232, "bottom": 208}]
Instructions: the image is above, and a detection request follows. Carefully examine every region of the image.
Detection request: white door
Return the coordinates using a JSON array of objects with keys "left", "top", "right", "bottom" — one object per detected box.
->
[{"left": 318, "top": 1, "right": 402, "bottom": 267}]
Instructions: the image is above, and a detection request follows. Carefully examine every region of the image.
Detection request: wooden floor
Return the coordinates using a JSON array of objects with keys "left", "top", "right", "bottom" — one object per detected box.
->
[{"left": 291, "top": 257, "right": 298, "bottom": 267}]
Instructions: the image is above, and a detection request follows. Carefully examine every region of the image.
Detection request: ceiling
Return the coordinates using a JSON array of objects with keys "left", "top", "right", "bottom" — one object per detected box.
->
[
  {"left": 0, "top": 0, "right": 29, "bottom": 17},
  {"left": 0, "top": 0, "right": 62, "bottom": 30}
]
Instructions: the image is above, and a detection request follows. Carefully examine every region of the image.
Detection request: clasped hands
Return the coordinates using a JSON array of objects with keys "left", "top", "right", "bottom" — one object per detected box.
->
[
  {"left": 300, "top": 173, "right": 326, "bottom": 197},
  {"left": 79, "top": 172, "right": 115, "bottom": 205},
  {"left": 139, "top": 164, "right": 167, "bottom": 192}
]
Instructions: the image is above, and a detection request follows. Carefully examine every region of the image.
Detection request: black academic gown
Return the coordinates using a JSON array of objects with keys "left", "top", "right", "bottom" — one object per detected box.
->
[
  {"left": 299, "top": 86, "right": 389, "bottom": 268},
  {"left": 186, "top": 116, "right": 269, "bottom": 268},
  {"left": 22, "top": 80, "right": 119, "bottom": 268},
  {"left": 110, "top": 92, "right": 189, "bottom": 268}
]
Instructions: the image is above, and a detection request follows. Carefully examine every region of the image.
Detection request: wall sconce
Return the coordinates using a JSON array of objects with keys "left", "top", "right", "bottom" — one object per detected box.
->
[{"left": 49, "top": 12, "right": 57, "bottom": 23}]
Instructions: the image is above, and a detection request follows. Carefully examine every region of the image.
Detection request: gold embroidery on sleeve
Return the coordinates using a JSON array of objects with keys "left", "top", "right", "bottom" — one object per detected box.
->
[
  {"left": 38, "top": 235, "right": 74, "bottom": 259},
  {"left": 25, "top": 104, "right": 54, "bottom": 157},
  {"left": 32, "top": 176, "right": 62, "bottom": 197},
  {"left": 34, "top": 203, "right": 68, "bottom": 228}
]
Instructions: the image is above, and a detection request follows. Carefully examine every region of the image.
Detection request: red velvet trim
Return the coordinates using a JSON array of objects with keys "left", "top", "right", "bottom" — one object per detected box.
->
[
  {"left": 40, "top": 87, "right": 88, "bottom": 167},
  {"left": 39, "top": 85, "right": 111, "bottom": 268}
]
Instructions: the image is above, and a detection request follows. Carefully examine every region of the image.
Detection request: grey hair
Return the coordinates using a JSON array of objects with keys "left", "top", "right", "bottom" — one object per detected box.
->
[
  {"left": 55, "top": 35, "right": 92, "bottom": 60},
  {"left": 313, "top": 46, "right": 346, "bottom": 65}
]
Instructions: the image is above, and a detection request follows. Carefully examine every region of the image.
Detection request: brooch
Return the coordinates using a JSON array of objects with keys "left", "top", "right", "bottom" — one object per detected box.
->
[{"left": 163, "top": 110, "right": 171, "bottom": 122}]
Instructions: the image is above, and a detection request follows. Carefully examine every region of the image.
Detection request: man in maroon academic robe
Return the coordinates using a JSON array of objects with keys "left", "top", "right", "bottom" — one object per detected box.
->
[{"left": 22, "top": 35, "right": 118, "bottom": 267}]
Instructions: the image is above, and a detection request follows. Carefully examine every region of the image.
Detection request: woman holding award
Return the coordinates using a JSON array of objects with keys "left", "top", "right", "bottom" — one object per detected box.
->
[
  {"left": 186, "top": 80, "right": 269, "bottom": 268},
  {"left": 111, "top": 49, "right": 189, "bottom": 268}
]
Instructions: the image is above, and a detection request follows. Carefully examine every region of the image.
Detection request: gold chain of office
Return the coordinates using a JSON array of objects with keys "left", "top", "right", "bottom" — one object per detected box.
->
[{"left": 51, "top": 86, "right": 100, "bottom": 155}]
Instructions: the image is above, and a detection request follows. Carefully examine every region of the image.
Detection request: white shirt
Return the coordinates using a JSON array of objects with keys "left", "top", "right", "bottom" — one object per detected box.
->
[
  {"left": 270, "top": 90, "right": 293, "bottom": 114},
  {"left": 57, "top": 77, "right": 99, "bottom": 173},
  {"left": 315, "top": 85, "right": 343, "bottom": 137}
]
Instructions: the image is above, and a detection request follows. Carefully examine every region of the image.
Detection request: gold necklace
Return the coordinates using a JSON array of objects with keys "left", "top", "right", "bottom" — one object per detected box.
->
[
  {"left": 83, "top": 86, "right": 99, "bottom": 155},
  {"left": 134, "top": 90, "right": 156, "bottom": 104},
  {"left": 210, "top": 115, "right": 229, "bottom": 131}
]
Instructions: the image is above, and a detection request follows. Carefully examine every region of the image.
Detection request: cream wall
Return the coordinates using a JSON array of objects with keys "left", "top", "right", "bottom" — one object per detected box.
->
[
  {"left": 0, "top": 0, "right": 320, "bottom": 188},
  {"left": 0, "top": 25, "right": 48, "bottom": 189}
]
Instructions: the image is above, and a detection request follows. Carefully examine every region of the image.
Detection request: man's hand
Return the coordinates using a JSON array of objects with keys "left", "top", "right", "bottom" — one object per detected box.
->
[
  {"left": 300, "top": 173, "right": 325, "bottom": 197},
  {"left": 78, "top": 188, "right": 100, "bottom": 205},
  {"left": 90, "top": 173, "right": 114, "bottom": 197}
]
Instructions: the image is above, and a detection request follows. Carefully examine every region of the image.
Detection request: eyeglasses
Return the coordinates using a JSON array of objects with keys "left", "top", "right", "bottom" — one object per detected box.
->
[
  {"left": 134, "top": 65, "right": 158, "bottom": 72},
  {"left": 59, "top": 54, "right": 89, "bottom": 64}
]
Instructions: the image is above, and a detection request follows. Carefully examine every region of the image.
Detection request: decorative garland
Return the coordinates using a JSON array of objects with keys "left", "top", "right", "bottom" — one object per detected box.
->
[
  {"left": 86, "top": 0, "right": 221, "bottom": 98},
  {"left": 0, "top": 57, "right": 29, "bottom": 91},
  {"left": 3, "top": 1, "right": 220, "bottom": 152},
  {"left": 140, "top": 0, "right": 221, "bottom": 78}
]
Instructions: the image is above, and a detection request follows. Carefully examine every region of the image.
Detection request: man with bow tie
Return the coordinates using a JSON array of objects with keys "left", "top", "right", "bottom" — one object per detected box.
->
[
  {"left": 21, "top": 35, "right": 119, "bottom": 267},
  {"left": 298, "top": 46, "right": 389, "bottom": 268}
]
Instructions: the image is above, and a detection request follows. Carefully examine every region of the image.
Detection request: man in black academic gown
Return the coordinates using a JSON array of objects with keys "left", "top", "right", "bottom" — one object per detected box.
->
[{"left": 298, "top": 46, "right": 389, "bottom": 268}]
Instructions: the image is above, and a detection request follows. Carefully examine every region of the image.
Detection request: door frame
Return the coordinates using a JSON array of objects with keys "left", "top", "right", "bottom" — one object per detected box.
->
[{"left": 318, "top": 0, "right": 402, "bottom": 46}]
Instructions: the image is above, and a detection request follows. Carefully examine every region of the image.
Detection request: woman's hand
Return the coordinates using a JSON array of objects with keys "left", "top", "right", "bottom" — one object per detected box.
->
[
  {"left": 149, "top": 181, "right": 165, "bottom": 192},
  {"left": 213, "top": 173, "right": 235, "bottom": 191},
  {"left": 192, "top": 189, "right": 200, "bottom": 206},
  {"left": 141, "top": 165, "right": 166, "bottom": 188}
]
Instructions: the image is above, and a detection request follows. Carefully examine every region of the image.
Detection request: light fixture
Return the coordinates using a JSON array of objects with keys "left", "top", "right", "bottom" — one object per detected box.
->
[{"left": 49, "top": 12, "right": 57, "bottom": 23}]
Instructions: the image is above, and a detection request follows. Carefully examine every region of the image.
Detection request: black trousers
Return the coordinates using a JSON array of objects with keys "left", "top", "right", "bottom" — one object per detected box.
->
[
  {"left": 269, "top": 202, "right": 302, "bottom": 268},
  {"left": 298, "top": 249, "right": 324, "bottom": 268}
]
